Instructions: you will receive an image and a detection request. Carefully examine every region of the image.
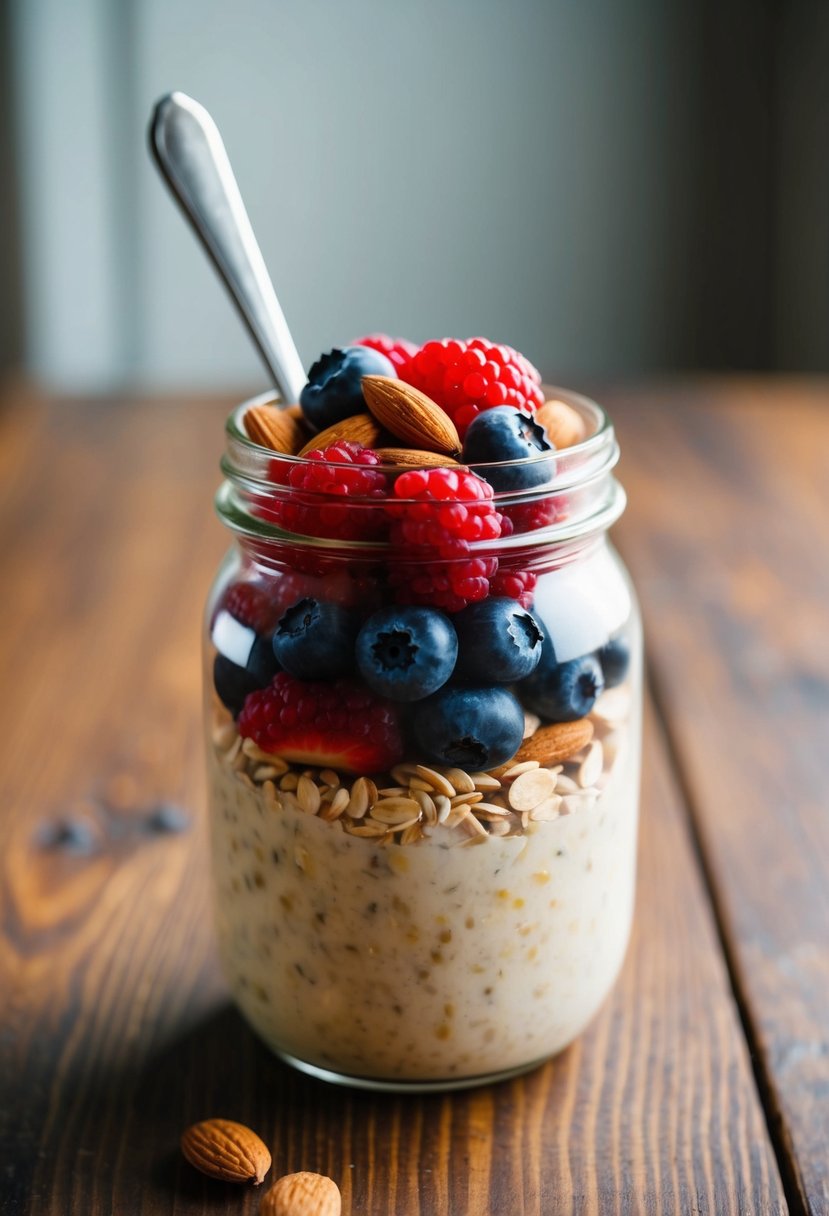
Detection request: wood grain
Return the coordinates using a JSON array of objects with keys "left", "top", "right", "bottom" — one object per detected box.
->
[
  {"left": 611, "top": 377, "right": 829, "bottom": 1216},
  {"left": 0, "top": 390, "right": 789, "bottom": 1213}
]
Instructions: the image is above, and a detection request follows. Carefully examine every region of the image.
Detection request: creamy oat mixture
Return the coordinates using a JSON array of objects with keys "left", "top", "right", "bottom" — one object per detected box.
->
[{"left": 207, "top": 686, "right": 639, "bottom": 1083}]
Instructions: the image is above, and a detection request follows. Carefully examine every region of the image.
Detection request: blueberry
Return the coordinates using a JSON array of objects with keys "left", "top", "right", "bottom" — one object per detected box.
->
[
  {"left": 212, "top": 620, "right": 279, "bottom": 716},
  {"left": 520, "top": 636, "right": 604, "bottom": 722},
  {"left": 273, "top": 597, "right": 357, "bottom": 679},
  {"left": 300, "top": 346, "right": 396, "bottom": 432},
  {"left": 356, "top": 606, "right": 457, "bottom": 701},
  {"left": 410, "top": 685, "right": 525, "bottom": 770},
  {"left": 454, "top": 597, "right": 544, "bottom": 682},
  {"left": 462, "top": 406, "right": 555, "bottom": 491},
  {"left": 597, "top": 634, "right": 630, "bottom": 689},
  {"left": 213, "top": 639, "right": 279, "bottom": 717}
]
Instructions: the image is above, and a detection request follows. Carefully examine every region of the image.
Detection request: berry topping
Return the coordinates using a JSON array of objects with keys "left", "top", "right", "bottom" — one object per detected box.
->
[
  {"left": 353, "top": 333, "right": 418, "bottom": 374},
  {"left": 300, "top": 346, "right": 396, "bottom": 432},
  {"left": 597, "top": 634, "right": 631, "bottom": 689},
  {"left": 273, "top": 597, "right": 358, "bottom": 680},
  {"left": 218, "top": 582, "right": 283, "bottom": 634},
  {"left": 355, "top": 606, "right": 458, "bottom": 701},
  {"left": 238, "top": 672, "right": 403, "bottom": 772},
  {"left": 386, "top": 467, "right": 503, "bottom": 611},
  {"left": 271, "top": 441, "right": 389, "bottom": 542},
  {"left": 521, "top": 639, "right": 605, "bottom": 722},
  {"left": 454, "top": 598, "right": 544, "bottom": 683},
  {"left": 489, "top": 568, "right": 538, "bottom": 608},
  {"left": 462, "top": 406, "right": 555, "bottom": 491},
  {"left": 401, "top": 338, "right": 544, "bottom": 437},
  {"left": 213, "top": 635, "right": 280, "bottom": 718},
  {"left": 409, "top": 685, "right": 525, "bottom": 770}
]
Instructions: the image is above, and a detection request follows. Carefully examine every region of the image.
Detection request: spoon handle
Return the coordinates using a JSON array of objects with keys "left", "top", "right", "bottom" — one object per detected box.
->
[{"left": 149, "top": 92, "right": 306, "bottom": 404}]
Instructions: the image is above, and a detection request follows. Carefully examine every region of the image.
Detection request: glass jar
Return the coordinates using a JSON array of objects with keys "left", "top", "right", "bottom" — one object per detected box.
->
[{"left": 204, "top": 388, "right": 641, "bottom": 1092}]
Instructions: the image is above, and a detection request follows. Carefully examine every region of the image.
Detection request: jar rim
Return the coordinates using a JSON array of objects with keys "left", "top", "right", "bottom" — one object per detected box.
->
[{"left": 217, "top": 386, "right": 626, "bottom": 553}]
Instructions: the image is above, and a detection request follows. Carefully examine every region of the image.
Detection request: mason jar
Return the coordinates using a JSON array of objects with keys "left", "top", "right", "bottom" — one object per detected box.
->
[{"left": 204, "top": 387, "right": 641, "bottom": 1092}]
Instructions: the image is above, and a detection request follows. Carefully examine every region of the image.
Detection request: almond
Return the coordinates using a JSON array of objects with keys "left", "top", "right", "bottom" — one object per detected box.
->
[
  {"left": 361, "top": 376, "right": 461, "bottom": 455},
  {"left": 536, "top": 399, "right": 587, "bottom": 449},
  {"left": 260, "top": 1171, "right": 341, "bottom": 1216},
  {"left": 245, "top": 405, "right": 306, "bottom": 455},
  {"left": 375, "top": 447, "right": 460, "bottom": 468},
  {"left": 510, "top": 719, "right": 594, "bottom": 767},
  {"left": 298, "top": 412, "right": 384, "bottom": 456},
  {"left": 180, "top": 1118, "right": 271, "bottom": 1185}
]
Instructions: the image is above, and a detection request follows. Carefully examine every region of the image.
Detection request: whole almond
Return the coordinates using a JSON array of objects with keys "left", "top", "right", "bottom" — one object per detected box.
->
[
  {"left": 245, "top": 405, "right": 306, "bottom": 455},
  {"left": 375, "top": 447, "right": 460, "bottom": 468},
  {"left": 536, "top": 399, "right": 587, "bottom": 449},
  {"left": 180, "top": 1118, "right": 271, "bottom": 1185},
  {"left": 508, "top": 719, "right": 594, "bottom": 768},
  {"left": 298, "top": 412, "right": 384, "bottom": 456},
  {"left": 260, "top": 1171, "right": 341, "bottom": 1216},
  {"left": 361, "top": 376, "right": 461, "bottom": 455}
]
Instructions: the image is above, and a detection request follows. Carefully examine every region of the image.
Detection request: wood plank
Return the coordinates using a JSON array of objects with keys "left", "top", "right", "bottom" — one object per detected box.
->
[
  {"left": 610, "top": 377, "right": 829, "bottom": 1216},
  {"left": 0, "top": 394, "right": 785, "bottom": 1214}
]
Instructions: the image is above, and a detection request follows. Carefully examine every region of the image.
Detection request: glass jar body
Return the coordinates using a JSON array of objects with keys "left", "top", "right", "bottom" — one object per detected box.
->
[{"left": 204, "top": 531, "right": 641, "bottom": 1091}]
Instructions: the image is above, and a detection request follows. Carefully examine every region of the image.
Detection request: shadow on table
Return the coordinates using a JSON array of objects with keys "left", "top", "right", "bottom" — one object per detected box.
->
[{"left": 118, "top": 1000, "right": 575, "bottom": 1211}]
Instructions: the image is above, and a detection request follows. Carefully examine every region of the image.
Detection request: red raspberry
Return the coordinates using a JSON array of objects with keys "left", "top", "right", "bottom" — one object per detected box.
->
[
  {"left": 500, "top": 496, "right": 564, "bottom": 535},
  {"left": 238, "top": 672, "right": 403, "bottom": 772},
  {"left": 353, "top": 333, "right": 418, "bottom": 374},
  {"left": 490, "top": 568, "right": 537, "bottom": 609},
  {"left": 216, "top": 573, "right": 313, "bottom": 633},
  {"left": 387, "top": 468, "right": 502, "bottom": 611},
  {"left": 270, "top": 441, "right": 390, "bottom": 542},
  {"left": 401, "top": 337, "right": 544, "bottom": 437}
]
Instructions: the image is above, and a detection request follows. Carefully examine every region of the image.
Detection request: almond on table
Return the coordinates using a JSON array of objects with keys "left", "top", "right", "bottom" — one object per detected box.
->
[{"left": 180, "top": 1118, "right": 271, "bottom": 1185}]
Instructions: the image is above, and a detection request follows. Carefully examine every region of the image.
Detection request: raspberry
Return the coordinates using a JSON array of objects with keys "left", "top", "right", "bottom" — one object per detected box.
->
[
  {"left": 270, "top": 441, "right": 389, "bottom": 542},
  {"left": 387, "top": 468, "right": 502, "bottom": 611},
  {"left": 401, "top": 337, "right": 544, "bottom": 438},
  {"left": 500, "top": 496, "right": 563, "bottom": 535},
  {"left": 353, "top": 333, "right": 418, "bottom": 375},
  {"left": 216, "top": 573, "right": 312, "bottom": 633},
  {"left": 238, "top": 672, "right": 403, "bottom": 771},
  {"left": 490, "top": 568, "right": 537, "bottom": 609}
]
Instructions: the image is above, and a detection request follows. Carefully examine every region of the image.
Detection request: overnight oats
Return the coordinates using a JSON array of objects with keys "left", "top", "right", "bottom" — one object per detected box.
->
[{"left": 205, "top": 335, "right": 641, "bottom": 1090}]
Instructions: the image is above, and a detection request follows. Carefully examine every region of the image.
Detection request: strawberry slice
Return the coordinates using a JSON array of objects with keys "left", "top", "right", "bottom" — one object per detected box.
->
[{"left": 238, "top": 673, "right": 403, "bottom": 773}]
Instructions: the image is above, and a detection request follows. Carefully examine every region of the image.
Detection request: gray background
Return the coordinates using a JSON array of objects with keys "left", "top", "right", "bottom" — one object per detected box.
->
[{"left": 3, "top": 0, "right": 828, "bottom": 393}]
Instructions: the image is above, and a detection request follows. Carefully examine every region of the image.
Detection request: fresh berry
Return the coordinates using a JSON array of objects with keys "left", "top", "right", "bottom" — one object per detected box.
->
[
  {"left": 353, "top": 333, "right": 418, "bottom": 374},
  {"left": 500, "top": 497, "right": 563, "bottom": 534},
  {"left": 270, "top": 441, "right": 389, "bottom": 542},
  {"left": 520, "top": 638, "right": 605, "bottom": 722},
  {"left": 218, "top": 582, "right": 282, "bottom": 633},
  {"left": 238, "top": 672, "right": 403, "bottom": 772},
  {"left": 454, "top": 598, "right": 544, "bottom": 682},
  {"left": 401, "top": 338, "right": 544, "bottom": 438},
  {"left": 489, "top": 567, "right": 538, "bottom": 608},
  {"left": 409, "top": 685, "right": 524, "bottom": 770},
  {"left": 462, "top": 407, "right": 555, "bottom": 491},
  {"left": 356, "top": 606, "right": 457, "bottom": 701},
  {"left": 386, "top": 467, "right": 502, "bottom": 611},
  {"left": 300, "top": 346, "right": 396, "bottom": 432},
  {"left": 597, "top": 635, "right": 630, "bottom": 689},
  {"left": 213, "top": 636, "right": 280, "bottom": 717},
  {"left": 273, "top": 597, "right": 358, "bottom": 680}
]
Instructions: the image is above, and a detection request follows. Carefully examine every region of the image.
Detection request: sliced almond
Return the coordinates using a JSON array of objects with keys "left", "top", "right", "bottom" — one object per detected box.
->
[
  {"left": 536, "top": 399, "right": 587, "bottom": 449},
  {"left": 508, "top": 767, "right": 558, "bottom": 811},
  {"left": 511, "top": 718, "right": 594, "bottom": 767},
  {"left": 375, "top": 447, "right": 460, "bottom": 468},
  {"left": 298, "top": 412, "right": 384, "bottom": 456},
  {"left": 180, "top": 1118, "right": 271, "bottom": 1185},
  {"left": 361, "top": 376, "right": 461, "bottom": 455},
  {"left": 244, "top": 404, "right": 306, "bottom": 455},
  {"left": 370, "top": 798, "right": 421, "bottom": 824},
  {"left": 260, "top": 1170, "right": 341, "bottom": 1215}
]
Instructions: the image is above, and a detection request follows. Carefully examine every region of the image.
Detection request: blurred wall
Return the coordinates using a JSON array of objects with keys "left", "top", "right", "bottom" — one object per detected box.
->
[{"left": 5, "top": 0, "right": 829, "bottom": 393}]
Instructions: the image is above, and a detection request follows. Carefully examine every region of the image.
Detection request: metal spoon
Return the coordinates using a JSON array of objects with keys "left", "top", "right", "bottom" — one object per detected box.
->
[{"left": 149, "top": 92, "right": 306, "bottom": 404}]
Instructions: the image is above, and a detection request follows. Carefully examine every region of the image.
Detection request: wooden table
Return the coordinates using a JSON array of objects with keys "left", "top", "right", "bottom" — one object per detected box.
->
[{"left": 1, "top": 379, "right": 826, "bottom": 1215}]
